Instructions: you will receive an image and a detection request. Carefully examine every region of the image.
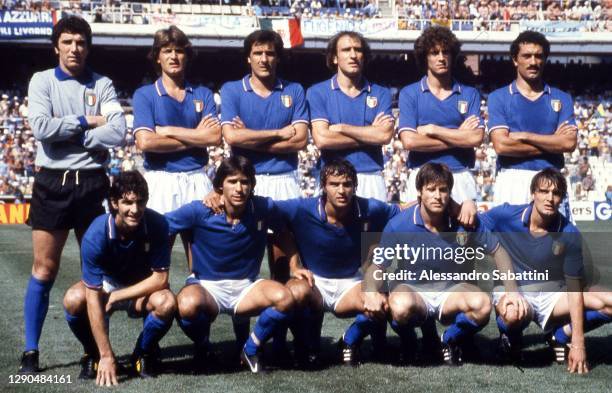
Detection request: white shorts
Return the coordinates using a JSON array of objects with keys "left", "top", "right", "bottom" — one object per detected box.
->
[
  {"left": 254, "top": 171, "right": 301, "bottom": 201},
  {"left": 393, "top": 282, "right": 461, "bottom": 321},
  {"left": 313, "top": 273, "right": 362, "bottom": 313},
  {"left": 186, "top": 275, "right": 262, "bottom": 315},
  {"left": 404, "top": 168, "right": 476, "bottom": 203},
  {"left": 315, "top": 171, "right": 386, "bottom": 202},
  {"left": 144, "top": 168, "right": 213, "bottom": 214},
  {"left": 493, "top": 281, "right": 565, "bottom": 330},
  {"left": 102, "top": 277, "right": 139, "bottom": 317}
]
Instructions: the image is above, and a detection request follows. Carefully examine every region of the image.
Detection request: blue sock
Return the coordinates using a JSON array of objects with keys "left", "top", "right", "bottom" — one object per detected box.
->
[
  {"left": 64, "top": 308, "right": 97, "bottom": 355},
  {"left": 553, "top": 310, "right": 611, "bottom": 345},
  {"left": 137, "top": 313, "right": 172, "bottom": 354},
  {"left": 24, "top": 276, "right": 54, "bottom": 352},
  {"left": 244, "top": 307, "right": 292, "bottom": 356},
  {"left": 178, "top": 313, "right": 211, "bottom": 349},
  {"left": 391, "top": 319, "right": 417, "bottom": 349},
  {"left": 442, "top": 312, "right": 482, "bottom": 344},
  {"left": 496, "top": 314, "right": 528, "bottom": 345},
  {"left": 343, "top": 313, "right": 375, "bottom": 346}
]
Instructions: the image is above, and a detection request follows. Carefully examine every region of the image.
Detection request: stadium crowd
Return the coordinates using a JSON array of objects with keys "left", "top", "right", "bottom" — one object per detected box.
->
[
  {"left": 1, "top": 1, "right": 610, "bottom": 30},
  {"left": 2, "top": 88, "right": 610, "bottom": 202}
]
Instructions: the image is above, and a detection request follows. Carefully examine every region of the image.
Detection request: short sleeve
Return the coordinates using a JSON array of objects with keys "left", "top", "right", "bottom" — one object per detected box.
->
[
  {"left": 291, "top": 84, "right": 309, "bottom": 124},
  {"left": 220, "top": 82, "right": 240, "bottom": 125},
  {"left": 165, "top": 202, "right": 200, "bottom": 236},
  {"left": 467, "top": 88, "right": 484, "bottom": 128},
  {"left": 398, "top": 86, "right": 417, "bottom": 133},
  {"left": 377, "top": 87, "right": 393, "bottom": 117},
  {"left": 132, "top": 88, "right": 155, "bottom": 132},
  {"left": 558, "top": 92, "right": 576, "bottom": 127},
  {"left": 273, "top": 199, "right": 301, "bottom": 227},
  {"left": 306, "top": 85, "right": 328, "bottom": 123},
  {"left": 472, "top": 217, "right": 499, "bottom": 254},
  {"left": 375, "top": 221, "right": 399, "bottom": 269},
  {"left": 561, "top": 229, "right": 584, "bottom": 280},
  {"left": 81, "top": 231, "right": 106, "bottom": 290},
  {"left": 486, "top": 90, "right": 508, "bottom": 134},
  {"left": 201, "top": 87, "right": 217, "bottom": 119}
]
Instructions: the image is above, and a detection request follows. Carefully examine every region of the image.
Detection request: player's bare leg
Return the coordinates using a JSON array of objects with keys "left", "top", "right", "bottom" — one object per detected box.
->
[
  {"left": 286, "top": 278, "right": 324, "bottom": 367},
  {"left": 388, "top": 286, "right": 428, "bottom": 363}
]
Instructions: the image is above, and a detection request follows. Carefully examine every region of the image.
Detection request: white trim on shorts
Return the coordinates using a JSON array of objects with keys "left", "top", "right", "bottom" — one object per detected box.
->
[
  {"left": 312, "top": 273, "right": 363, "bottom": 313},
  {"left": 144, "top": 168, "right": 213, "bottom": 214},
  {"left": 393, "top": 281, "right": 462, "bottom": 321},
  {"left": 186, "top": 275, "right": 263, "bottom": 315},
  {"left": 403, "top": 167, "right": 476, "bottom": 203}
]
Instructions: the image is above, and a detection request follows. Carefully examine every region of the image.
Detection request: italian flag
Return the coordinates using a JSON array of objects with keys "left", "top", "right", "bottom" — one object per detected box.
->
[{"left": 259, "top": 18, "right": 304, "bottom": 48}]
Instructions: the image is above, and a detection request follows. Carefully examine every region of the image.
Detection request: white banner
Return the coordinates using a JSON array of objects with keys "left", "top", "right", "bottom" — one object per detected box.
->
[
  {"left": 301, "top": 17, "right": 398, "bottom": 37},
  {"left": 571, "top": 201, "right": 595, "bottom": 221}
]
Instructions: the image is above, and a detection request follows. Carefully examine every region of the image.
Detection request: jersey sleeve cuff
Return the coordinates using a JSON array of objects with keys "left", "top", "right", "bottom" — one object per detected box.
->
[
  {"left": 133, "top": 126, "right": 154, "bottom": 134},
  {"left": 487, "top": 125, "right": 509, "bottom": 135},
  {"left": 82, "top": 280, "right": 103, "bottom": 290},
  {"left": 310, "top": 118, "right": 329, "bottom": 124},
  {"left": 397, "top": 127, "right": 416, "bottom": 135},
  {"left": 291, "top": 120, "right": 309, "bottom": 125},
  {"left": 151, "top": 267, "right": 170, "bottom": 272},
  {"left": 78, "top": 116, "right": 89, "bottom": 130}
]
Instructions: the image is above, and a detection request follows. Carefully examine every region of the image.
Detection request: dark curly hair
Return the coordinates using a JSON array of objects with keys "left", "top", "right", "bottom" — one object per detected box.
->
[
  {"left": 415, "top": 162, "right": 454, "bottom": 193},
  {"left": 510, "top": 31, "right": 550, "bottom": 60},
  {"left": 147, "top": 25, "right": 193, "bottom": 76},
  {"left": 51, "top": 15, "right": 92, "bottom": 49},
  {"left": 413, "top": 26, "right": 461, "bottom": 72},
  {"left": 109, "top": 171, "right": 149, "bottom": 205},
  {"left": 320, "top": 158, "right": 358, "bottom": 190},
  {"left": 213, "top": 156, "right": 257, "bottom": 194},
  {"left": 325, "top": 31, "right": 371, "bottom": 72},
  {"left": 243, "top": 29, "right": 284, "bottom": 60},
  {"left": 530, "top": 168, "right": 567, "bottom": 199}
]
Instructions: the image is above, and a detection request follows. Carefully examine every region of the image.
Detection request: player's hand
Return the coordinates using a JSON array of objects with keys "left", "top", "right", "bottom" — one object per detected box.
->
[
  {"left": 96, "top": 355, "right": 118, "bottom": 386},
  {"left": 499, "top": 292, "right": 529, "bottom": 321},
  {"left": 86, "top": 115, "right": 106, "bottom": 128},
  {"left": 416, "top": 124, "right": 437, "bottom": 136},
  {"left": 364, "top": 292, "right": 388, "bottom": 321},
  {"left": 231, "top": 116, "right": 246, "bottom": 129},
  {"left": 202, "top": 190, "right": 224, "bottom": 214},
  {"left": 459, "top": 115, "right": 480, "bottom": 130},
  {"left": 457, "top": 200, "right": 477, "bottom": 228},
  {"left": 291, "top": 268, "right": 314, "bottom": 287},
  {"left": 277, "top": 124, "right": 296, "bottom": 140},
  {"left": 568, "top": 345, "right": 589, "bottom": 374},
  {"left": 509, "top": 132, "right": 529, "bottom": 141},
  {"left": 372, "top": 112, "right": 394, "bottom": 127},
  {"left": 555, "top": 120, "right": 577, "bottom": 135},
  {"left": 104, "top": 292, "right": 116, "bottom": 314},
  {"left": 197, "top": 114, "right": 220, "bottom": 130}
]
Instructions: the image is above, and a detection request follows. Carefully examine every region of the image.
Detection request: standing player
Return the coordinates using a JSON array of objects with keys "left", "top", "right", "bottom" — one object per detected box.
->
[
  {"left": 375, "top": 163, "right": 498, "bottom": 366},
  {"left": 481, "top": 169, "right": 612, "bottom": 374},
  {"left": 487, "top": 31, "right": 577, "bottom": 207},
  {"left": 166, "top": 156, "right": 295, "bottom": 373},
  {"left": 307, "top": 31, "right": 395, "bottom": 202},
  {"left": 21, "top": 16, "right": 126, "bottom": 373},
  {"left": 62, "top": 171, "right": 175, "bottom": 385},
  {"left": 277, "top": 159, "right": 398, "bottom": 366},
  {"left": 133, "top": 26, "right": 221, "bottom": 265},
  {"left": 398, "top": 26, "right": 482, "bottom": 214},
  {"left": 219, "top": 30, "right": 308, "bottom": 351}
]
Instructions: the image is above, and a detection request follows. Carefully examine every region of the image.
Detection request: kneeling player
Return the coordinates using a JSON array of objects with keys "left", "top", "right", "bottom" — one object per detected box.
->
[
  {"left": 276, "top": 159, "right": 398, "bottom": 366},
  {"left": 377, "top": 163, "right": 499, "bottom": 366},
  {"left": 482, "top": 168, "right": 612, "bottom": 374},
  {"left": 63, "top": 171, "right": 175, "bottom": 386},
  {"left": 166, "top": 156, "right": 294, "bottom": 373}
]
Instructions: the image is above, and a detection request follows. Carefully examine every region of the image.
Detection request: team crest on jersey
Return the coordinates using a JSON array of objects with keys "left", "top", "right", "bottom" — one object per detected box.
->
[
  {"left": 281, "top": 95, "right": 292, "bottom": 108},
  {"left": 458, "top": 100, "right": 468, "bottom": 115},
  {"left": 86, "top": 93, "right": 96, "bottom": 107},
  {"left": 194, "top": 99, "right": 204, "bottom": 113},
  {"left": 552, "top": 240, "right": 565, "bottom": 256},
  {"left": 366, "top": 96, "right": 378, "bottom": 108},
  {"left": 456, "top": 231, "right": 469, "bottom": 247},
  {"left": 551, "top": 99, "right": 562, "bottom": 112}
]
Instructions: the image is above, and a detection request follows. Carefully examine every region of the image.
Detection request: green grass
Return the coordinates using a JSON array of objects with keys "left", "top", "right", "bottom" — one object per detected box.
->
[{"left": 0, "top": 222, "right": 610, "bottom": 393}]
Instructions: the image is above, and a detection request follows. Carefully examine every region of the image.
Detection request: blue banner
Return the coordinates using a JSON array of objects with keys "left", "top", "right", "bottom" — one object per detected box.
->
[{"left": 0, "top": 11, "right": 55, "bottom": 39}]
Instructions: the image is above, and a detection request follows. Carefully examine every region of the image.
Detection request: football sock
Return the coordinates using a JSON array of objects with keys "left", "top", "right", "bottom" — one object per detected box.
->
[
  {"left": 308, "top": 309, "right": 324, "bottom": 353},
  {"left": 64, "top": 308, "right": 97, "bottom": 355},
  {"left": 24, "top": 276, "right": 54, "bottom": 352},
  {"left": 271, "top": 326, "right": 289, "bottom": 354},
  {"left": 553, "top": 310, "right": 612, "bottom": 345},
  {"left": 244, "top": 307, "right": 292, "bottom": 356},
  {"left": 178, "top": 313, "right": 211, "bottom": 349},
  {"left": 137, "top": 313, "right": 172, "bottom": 354},
  {"left": 442, "top": 312, "right": 482, "bottom": 344},
  {"left": 391, "top": 319, "right": 417, "bottom": 350},
  {"left": 496, "top": 314, "right": 528, "bottom": 346},
  {"left": 343, "top": 313, "right": 375, "bottom": 346}
]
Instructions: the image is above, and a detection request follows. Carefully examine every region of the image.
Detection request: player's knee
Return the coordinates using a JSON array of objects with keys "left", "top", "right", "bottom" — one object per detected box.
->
[
  {"left": 150, "top": 289, "right": 177, "bottom": 320},
  {"left": 287, "top": 280, "right": 312, "bottom": 307},
  {"left": 177, "top": 292, "right": 204, "bottom": 319},
  {"left": 32, "top": 260, "right": 59, "bottom": 281},
  {"left": 389, "top": 294, "right": 419, "bottom": 323},
  {"left": 270, "top": 286, "right": 294, "bottom": 313},
  {"left": 467, "top": 293, "right": 491, "bottom": 323},
  {"left": 63, "top": 285, "right": 86, "bottom": 315}
]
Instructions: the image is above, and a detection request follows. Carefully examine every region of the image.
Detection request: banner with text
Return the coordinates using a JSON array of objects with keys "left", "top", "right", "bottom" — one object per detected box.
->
[
  {"left": 301, "top": 17, "right": 398, "bottom": 37},
  {"left": 519, "top": 20, "right": 588, "bottom": 37},
  {"left": 0, "top": 11, "right": 55, "bottom": 39},
  {"left": 0, "top": 203, "right": 30, "bottom": 224}
]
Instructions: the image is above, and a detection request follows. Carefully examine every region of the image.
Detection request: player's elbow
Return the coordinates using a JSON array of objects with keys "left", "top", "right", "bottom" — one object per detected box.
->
[
  {"left": 221, "top": 127, "right": 238, "bottom": 146},
  {"left": 135, "top": 133, "right": 153, "bottom": 152},
  {"left": 379, "top": 126, "right": 394, "bottom": 145},
  {"left": 399, "top": 133, "right": 417, "bottom": 150},
  {"left": 312, "top": 131, "right": 331, "bottom": 149},
  {"left": 491, "top": 137, "right": 509, "bottom": 155},
  {"left": 209, "top": 126, "right": 223, "bottom": 146},
  {"left": 562, "top": 138, "right": 577, "bottom": 152}
]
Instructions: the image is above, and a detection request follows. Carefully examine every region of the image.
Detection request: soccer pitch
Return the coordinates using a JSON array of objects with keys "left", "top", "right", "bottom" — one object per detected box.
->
[{"left": 0, "top": 223, "right": 610, "bottom": 393}]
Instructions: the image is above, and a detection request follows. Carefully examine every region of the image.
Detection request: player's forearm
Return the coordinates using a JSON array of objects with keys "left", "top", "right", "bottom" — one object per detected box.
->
[
  {"left": 491, "top": 245, "right": 520, "bottom": 293},
  {"left": 400, "top": 132, "right": 451, "bottom": 152},
  {"left": 337, "top": 123, "right": 394, "bottom": 145},
  {"left": 312, "top": 125, "right": 361, "bottom": 150},
  {"left": 568, "top": 290, "right": 586, "bottom": 345},
  {"left": 110, "top": 272, "right": 168, "bottom": 304},
  {"left": 364, "top": 260, "right": 386, "bottom": 293},
  {"left": 491, "top": 134, "right": 545, "bottom": 157},
  {"left": 258, "top": 126, "right": 308, "bottom": 153},
  {"left": 429, "top": 126, "right": 484, "bottom": 148},
  {"left": 135, "top": 131, "right": 190, "bottom": 153},
  {"left": 83, "top": 112, "right": 127, "bottom": 150},
  {"left": 161, "top": 125, "right": 222, "bottom": 148},
  {"left": 521, "top": 132, "right": 577, "bottom": 153},
  {"left": 29, "top": 114, "right": 84, "bottom": 142},
  {"left": 86, "top": 289, "right": 113, "bottom": 358},
  {"left": 222, "top": 127, "right": 282, "bottom": 148}
]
